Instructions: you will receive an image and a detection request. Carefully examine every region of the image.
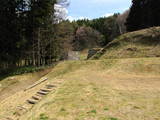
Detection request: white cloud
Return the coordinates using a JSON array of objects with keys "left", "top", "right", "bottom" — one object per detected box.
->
[
  {"left": 66, "top": 16, "right": 75, "bottom": 21},
  {"left": 102, "top": 13, "right": 114, "bottom": 17},
  {"left": 54, "top": 4, "right": 68, "bottom": 22},
  {"left": 66, "top": 13, "right": 114, "bottom": 22},
  {"left": 66, "top": 16, "right": 90, "bottom": 21}
]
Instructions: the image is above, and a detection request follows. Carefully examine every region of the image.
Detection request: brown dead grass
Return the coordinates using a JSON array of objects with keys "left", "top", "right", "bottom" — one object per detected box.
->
[
  {"left": 15, "top": 58, "right": 160, "bottom": 120},
  {"left": 91, "top": 27, "right": 160, "bottom": 59},
  {"left": 0, "top": 68, "right": 52, "bottom": 101},
  {"left": 0, "top": 58, "right": 160, "bottom": 120}
]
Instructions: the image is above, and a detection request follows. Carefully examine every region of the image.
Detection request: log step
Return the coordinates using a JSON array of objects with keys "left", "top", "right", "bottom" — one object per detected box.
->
[
  {"left": 37, "top": 91, "right": 48, "bottom": 95},
  {"left": 32, "top": 96, "right": 41, "bottom": 101},
  {"left": 40, "top": 89, "right": 51, "bottom": 92},
  {"left": 26, "top": 99, "right": 37, "bottom": 104}
]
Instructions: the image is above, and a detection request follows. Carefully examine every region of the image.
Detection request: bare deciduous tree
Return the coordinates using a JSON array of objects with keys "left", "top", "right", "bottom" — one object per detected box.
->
[{"left": 117, "top": 10, "right": 130, "bottom": 34}]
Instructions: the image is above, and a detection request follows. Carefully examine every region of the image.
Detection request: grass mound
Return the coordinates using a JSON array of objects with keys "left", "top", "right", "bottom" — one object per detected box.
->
[{"left": 91, "top": 27, "right": 160, "bottom": 59}]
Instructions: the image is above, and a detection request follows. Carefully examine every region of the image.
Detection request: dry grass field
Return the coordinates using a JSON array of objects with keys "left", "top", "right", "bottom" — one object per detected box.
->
[{"left": 1, "top": 58, "right": 160, "bottom": 120}]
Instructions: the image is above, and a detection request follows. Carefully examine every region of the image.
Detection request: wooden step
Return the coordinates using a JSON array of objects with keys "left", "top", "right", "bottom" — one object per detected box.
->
[
  {"left": 40, "top": 89, "right": 51, "bottom": 92},
  {"left": 37, "top": 91, "right": 48, "bottom": 95},
  {"left": 26, "top": 99, "right": 37, "bottom": 104},
  {"left": 32, "top": 96, "right": 41, "bottom": 101}
]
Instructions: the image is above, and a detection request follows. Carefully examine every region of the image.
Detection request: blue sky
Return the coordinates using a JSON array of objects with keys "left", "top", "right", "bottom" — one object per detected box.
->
[{"left": 67, "top": 0, "right": 131, "bottom": 20}]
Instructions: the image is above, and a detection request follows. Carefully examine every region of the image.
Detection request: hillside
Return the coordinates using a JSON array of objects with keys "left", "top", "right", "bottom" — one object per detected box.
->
[
  {"left": 2, "top": 0, "right": 160, "bottom": 120},
  {"left": 0, "top": 68, "right": 52, "bottom": 101},
  {"left": 1, "top": 27, "right": 160, "bottom": 120},
  {"left": 0, "top": 58, "right": 160, "bottom": 120},
  {"left": 91, "top": 27, "right": 160, "bottom": 59}
]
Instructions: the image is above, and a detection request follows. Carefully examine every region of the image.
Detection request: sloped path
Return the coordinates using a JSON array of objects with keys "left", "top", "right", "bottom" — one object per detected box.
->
[{"left": 0, "top": 77, "right": 63, "bottom": 120}]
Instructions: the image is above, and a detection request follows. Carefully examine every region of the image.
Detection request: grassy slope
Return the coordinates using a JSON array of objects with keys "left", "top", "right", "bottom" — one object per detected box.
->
[
  {"left": 91, "top": 27, "right": 160, "bottom": 59},
  {"left": 0, "top": 68, "right": 52, "bottom": 101},
  {"left": 1, "top": 27, "right": 160, "bottom": 120},
  {"left": 12, "top": 58, "right": 160, "bottom": 120}
]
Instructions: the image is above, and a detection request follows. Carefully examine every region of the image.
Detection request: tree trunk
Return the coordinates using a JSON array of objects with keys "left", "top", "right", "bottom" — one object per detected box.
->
[{"left": 37, "top": 28, "right": 41, "bottom": 66}]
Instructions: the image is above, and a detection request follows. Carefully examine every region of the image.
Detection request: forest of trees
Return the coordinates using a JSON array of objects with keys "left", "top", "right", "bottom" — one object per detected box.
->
[
  {"left": 0, "top": 0, "right": 69, "bottom": 72},
  {"left": 55, "top": 14, "right": 122, "bottom": 51},
  {"left": 1, "top": 0, "right": 160, "bottom": 74},
  {"left": 0, "top": 0, "right": 123, "bottom": 73},
  {"left": 73, "top": 14, "right": 121, "bottom": 46}
]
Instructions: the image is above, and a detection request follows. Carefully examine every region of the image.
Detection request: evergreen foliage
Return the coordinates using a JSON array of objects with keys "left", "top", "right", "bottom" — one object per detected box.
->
[
  {"left": 126, "top": 0, "right": 160, "bottom": 31},
  {"left": 0, "top": 0, "right": 66, "bottom": 73}
]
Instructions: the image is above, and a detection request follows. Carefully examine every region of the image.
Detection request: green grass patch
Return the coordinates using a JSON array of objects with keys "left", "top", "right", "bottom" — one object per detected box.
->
[
  {"left": 104, "top": 107, "right": 109, "bottom": 111},
  {"left": 39, "top": 113, "right": 49, "bottom": 120},
  {"left": 108, "top": 117, "right": 119, "bottom": 120},
  {"left": 87, "top": 109, "right": 97, "bottom": 114},
  {"left": 60, "top": 108, "right": 66, "bottom": 112}
]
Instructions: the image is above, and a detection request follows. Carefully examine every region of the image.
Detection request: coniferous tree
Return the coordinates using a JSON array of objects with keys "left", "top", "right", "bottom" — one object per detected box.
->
[
  {"left": 126, "top": 0, "right": 142, "bottom": 31},
  {"left": 0, "top": 0, "right": 20, "bottom": 69},
  {"left": 126, "top": 0, "right": 160, "bottom": 32},
  {"left": 27, "top": 0, "right": 56, "bottom": 66},
  {"left": 0, "top": 0, "right": 72, "bottom": 74}
]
